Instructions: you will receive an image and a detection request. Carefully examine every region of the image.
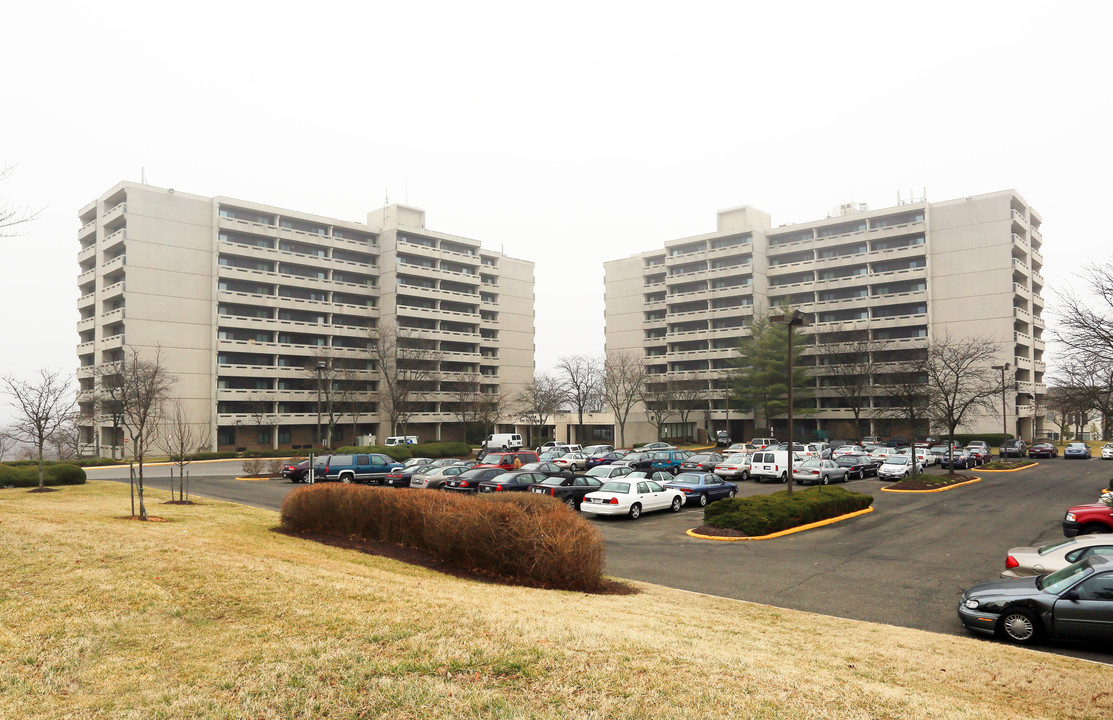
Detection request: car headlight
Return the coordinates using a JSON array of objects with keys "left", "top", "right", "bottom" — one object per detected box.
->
[
  {"left": 1065, "top": 512, "right": 1077, "bottom": 522},
  {"left": 963, "top": 599, "right": 979, "bottom": 609}
]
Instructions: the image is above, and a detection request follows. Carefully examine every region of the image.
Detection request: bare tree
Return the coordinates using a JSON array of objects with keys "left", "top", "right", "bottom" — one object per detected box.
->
[
  {"left": 821, "top": 337, "right": 888, "bottom": 437},
  {"left": 1, "top": 165, "right": 40, "bottom": 237},
  {"left": 875, "top": 363, "right": 932, "bottom": 442},
  {"left": 556, "top": 354, "right": 602, "bottom": 445},
  {"left": 47, "top": 415, "right": 81, "bottom": 461},
  {"left": 246, "top": 393, "right": 277, "bottom": 450},
  {"left": 449, "top": 373, "right": 506, "bottom": 443},
  {"left": 92, "top": 365, "right": 127, "bottom": 459},
  {"left": 1054, "top": 261, "right": 1113, "bottom": 358},
  {"left": 158, "top": 400, "right": 212, "bottom": 502},
  {"left": 1055, "top": 351, "right": 1113, "bottom": 442},
  {"left": 603, "top": 350, "right": 647, "bottom": 449},
  {"left": 2, "top": 370, "right": 76, "bottom": 490},
  {"left": 109, "top": 347, "right": 176, "bottom": 519},
  {"left": 514, "top": 373, "right": 565, "bottom": 448},
  {"left": 639, "top": 380, "right": 673, "bottom": 441},
  {"left": 669, "top": 377, "right": 708, "bottom": 442},
  {"left": 301, "top": 349, "right": 357, "bottom": 449},
  {"left": 0, "top": 428, "right": 12, "bottom": 462},
  {"left": 921, "top": 335, "right": 1004, "bottom": 475},
  {"left": 366, "top": 321, "right": 443, "bottom": 439}
]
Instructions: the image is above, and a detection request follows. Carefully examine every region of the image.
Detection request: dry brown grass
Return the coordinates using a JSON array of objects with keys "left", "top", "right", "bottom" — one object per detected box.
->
[{"left": 1, "top": 481, "right": 1109, "bottom": 720}]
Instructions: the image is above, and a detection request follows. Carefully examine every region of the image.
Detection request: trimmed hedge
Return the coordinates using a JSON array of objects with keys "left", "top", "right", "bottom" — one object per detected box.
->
[
  {"left": 280, "top": 484, "right": 604, "bottom": 591},
  {"left": 333, "top": 442, "right": 473, "bottom": 462},
  {"left": 5, "top": 457, "right": 120, "bottom": 468},
  {"left": 0, "top": 463, "right": 87, "bottom": 488},
  {"left": 703, "top": 486, "right": 873, "bottom": 536}
]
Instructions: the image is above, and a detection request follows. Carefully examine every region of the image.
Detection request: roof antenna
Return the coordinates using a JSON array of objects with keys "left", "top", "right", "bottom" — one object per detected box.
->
[
  {"left": 141, "top": 167, "right": 146, "bottom": 185},
  {"left": 385, "top": 188, "right": 389, "bottom": 205}
]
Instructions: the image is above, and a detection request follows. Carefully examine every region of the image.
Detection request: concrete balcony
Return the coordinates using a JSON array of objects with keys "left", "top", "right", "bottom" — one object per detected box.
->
[
  {"left": 101, "top": 254, "right": 126, "bottom": 273},
  {"left": 77, "top": 366, "right": 95, "bottom": 378},
  {"left": 78, "top": 220, "right": 96, "bottom": 240},
  {"left": 77, "top": 316, "right": 94, "bottom": 332},
  {"left": 1011, "top": 209, "right": 1028, "bottom": 227},
  {"left": 77, "top": 340, "right": 94, "bottom": 354},
  {"left": 102, "top": 307, "right": 125, "bottom": 323},
  {"left": 1013, "top": 282, "right": 1031, "bottom": 300},
  {"left": 1032, "top": 315, "right": 1045, "bottom": 330},
  {"left": 1014, "top": 307, "right": 1032, "bottom": 323},
  {"left": 1031, "top": 248, "right": 1044, "bottom": 266},
  {"left": 77, "top": 267, "right": 96, "bottom": 285},
  {"left": 1011, "top": 232, "right": 1029, "bottom": 252},
  {"left": 1014, "top": 356, "right": 1033, "bottom": 369},
  {"left": 102, "top": 334, "right": 125, "bottom": 350},
  {"left": 1015, "top": 404, "right": 1034, "bottom": 416},
  {"left": 1016, "top": 381, "right": 1034, "bottom": 395},
  {"left": 1012, "top": 257, "right": 1030, "bottom": 275},
  {"left": 103, "top": 201, "right": 127, "bottom": 221},
  {"left": 1033, "top": 338, "right": 1046, "bottom": 351},
  {"left": 102, "top": 281, "right": 125, "bottom": 299},
  {"left": 78, "top": 243, "right": 96, "bottom": 263},
  {"left": 103, "top": 228, "right": 126, "bottom": 250},
  {"left": 1033, "top": 382, "right": 1047, "bottom": 395},
  {"left": 1034, "top": 360, "right": 1046, "bottom": 373},
  {"left": 77, "top": 292, "right": 96, "bottom": 309},
  {"left": 1014, "top": 331, "right": 1032, "bottom": 346},
  {"left": 1032, "top": 271, "right": 1044, "bottom": 286}
]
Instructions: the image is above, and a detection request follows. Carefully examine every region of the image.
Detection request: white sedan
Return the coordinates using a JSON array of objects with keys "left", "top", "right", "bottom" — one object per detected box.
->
[
  {"left": 1102, "top": 443, "right": 1113, "bottom": 460},
  {"left": 553, "top": 452, "right": 590, "bottom": 471},
  {"left": 580, "top": 478, "right": 684, "bottom": 519},
  {"left": 1002, "top": 535, "right": 1113, "bottom": 578}
]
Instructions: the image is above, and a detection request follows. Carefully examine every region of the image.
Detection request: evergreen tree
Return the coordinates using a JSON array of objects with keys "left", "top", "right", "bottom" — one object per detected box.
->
[{"left": 729, "top": 309, "right": 812, "bottom": 433}]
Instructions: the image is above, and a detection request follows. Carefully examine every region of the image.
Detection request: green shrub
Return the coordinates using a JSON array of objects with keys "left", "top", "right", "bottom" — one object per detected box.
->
[
  {"left": 280, "top": 484, "right": 605, "bottom": 591},
  {"left": 703, "top": 486, "right": 873, "bottom": 536},
  {"left": 0, "top": 463, "right": 87, "bottom": 488},
  {"left": 193, "top": 452, "right": 239, "bottom": 461}
]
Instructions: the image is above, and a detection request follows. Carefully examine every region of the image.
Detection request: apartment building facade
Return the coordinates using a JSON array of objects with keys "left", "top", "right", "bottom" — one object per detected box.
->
[
  {"left": 604, "top": 190, "right": 1046, "bottom": 443},
  {"left": 76, "top": 182, "right": 534, "bottom": 454}
]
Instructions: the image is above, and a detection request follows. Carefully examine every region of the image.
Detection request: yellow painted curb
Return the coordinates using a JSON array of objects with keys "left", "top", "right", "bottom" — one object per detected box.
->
[
  {"left": 882, "top": 477, "right": 982, "bottom": 493},
  {"left": 235, "top": 476, "right": 276, "bottom": 482},
  {"left": 685, "top": 506, "right": 874, "bottom": 542},
  {"left": 976, "top": 463, "right": 1038, "bottom": 473}
]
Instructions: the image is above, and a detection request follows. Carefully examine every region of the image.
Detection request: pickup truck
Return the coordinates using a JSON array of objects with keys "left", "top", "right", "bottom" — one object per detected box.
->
[{"left": 1062, "top": 503, "right": 1113, "bottom": 537}]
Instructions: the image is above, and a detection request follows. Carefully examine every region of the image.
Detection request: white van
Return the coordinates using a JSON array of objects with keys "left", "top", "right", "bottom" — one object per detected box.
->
[
  {"left": 749, "top": 450, "right": 803, "bottom": 483},
  {"left": 384, "top": 436, "right": 419, "bottom": 447},
  {"left": 483, "top": 433, "right": 523, "bottom": 451}
]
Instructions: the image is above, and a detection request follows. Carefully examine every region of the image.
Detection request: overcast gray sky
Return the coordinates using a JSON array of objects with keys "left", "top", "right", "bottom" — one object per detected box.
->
[{"left": 2, "top": 1, "right": 1110, "bottom": 423}]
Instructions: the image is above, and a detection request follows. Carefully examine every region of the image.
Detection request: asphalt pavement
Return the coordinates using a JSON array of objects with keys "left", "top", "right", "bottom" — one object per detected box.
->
[{"left": 85, "top": 456, "right": 1112, "bottom": 663}]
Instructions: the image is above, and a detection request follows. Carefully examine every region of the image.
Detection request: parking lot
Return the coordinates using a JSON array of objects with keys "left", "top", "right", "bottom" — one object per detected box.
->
[{"left": 88, "top": 456, "right": 1112, "bottom": 662}]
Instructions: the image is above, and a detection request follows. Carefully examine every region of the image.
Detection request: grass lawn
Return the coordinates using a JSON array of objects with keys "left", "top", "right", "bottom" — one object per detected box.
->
[{"left": 1, "top": 483, "right": 1108, "bottom": 720}]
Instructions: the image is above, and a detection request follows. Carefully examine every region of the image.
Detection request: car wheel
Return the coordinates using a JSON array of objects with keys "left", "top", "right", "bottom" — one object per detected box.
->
[
  {"left": 670, "top": 466, "right": 679, "bottom": 476},
  {"left": 563, "top": 496, "right": 577, "bottom": 510},
  {"left": 821, "top": 475, "right": 830, "bottom": 485},
  {"left": 728, "top": 487, "right": 737, "bottom": 498},
  {"left": 779, "top": 472, "right": 787, "bottom": 483},
  {"left": 629, "top": 503, "right": 642, "bottom": 520},
  {"left": 997, "top": 608, "right": 1041, "bottom": 645},
  {"left": 698, "top": 493, "right": 709, "bottom": 507},
  {"left": 340, "top": 473, "right": 353, "bottom": 484},
  {"left": 741, "top": 470, "right": 749, "bottom": 481},
  {"left": 1080, "top": 523, "right": 1113, "bottom": 535},
  {"left": 670, "top": 496, "right": 682, "bottom": 512}
]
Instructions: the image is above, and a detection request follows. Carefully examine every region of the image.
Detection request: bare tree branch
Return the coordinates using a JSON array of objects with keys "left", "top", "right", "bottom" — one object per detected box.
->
[
  {"left": 0, "top": 165, "right": 41, "bottom": 238},
  {"left": 603, "top": 350, "right": 646, "bottom": 448},
  {"left": 2, "top": 369, "right": 76, "bottom": 489}
]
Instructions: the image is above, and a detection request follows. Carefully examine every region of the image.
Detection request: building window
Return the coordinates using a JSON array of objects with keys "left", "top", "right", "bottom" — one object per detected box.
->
[
  {"left": 218, "top": 427, "right": 235, "bottom": 446},
  {"left": 278, "top": 427, "right": 291, "bottom": 443}
]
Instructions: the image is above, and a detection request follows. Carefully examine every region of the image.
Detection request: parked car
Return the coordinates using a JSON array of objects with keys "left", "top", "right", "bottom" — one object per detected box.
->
[
  {"left": 679, "top": 453, "right": 723, "bottom": 472},
  {"left": 966, "top": 440, "right": 990, "bottom": 456},
  {"left": 402, "top": 457, "right": 434, "bottom": 468},
  {"left": 634, "top": 441, "right": 677, "bottom": 452},
  {"left": 1064, "top": 442, "right": 1092, "bottom": 460},
  {"left": 475, "top": 451, "right": 540, "bottom": 470},
  {"left": 281, "top": 459, "right": 311, "bottom": 483},
  {"left": 793, "top": 458, "right": 849, "bottom": 486},
  {"left": 832, "top": 444, "right": 865, "bottom": 457},
  {"left": 1028, "top": 443, "right": 1058, "bottom": 459},
  {"left": 625, "top": 470, "right": 675, "bottom": 483},
  {"left": 801, "top": 443, "right": 830, "bottom": 459},
  {"left": 1002, "top": 535, "right": 1113, "bottom": 578},
  {"left": 384, "top": 435, "right": 419, "bottom": 446},
  {"left": 578, "top": 464, "right": 635, "bottom": 482},
  {"left": 553, "top": 452, "right": 590, "bottom": 471},
  {"left": 529, "top": 475, "right": 605, "bottom": 509},
  {"left": 1000, "top": 439, "right": 1028, "bottom": 458},
  {"left": 409, "top": 464, "right": 470, "bottom": 490},
  {"left": 649, "top": 449, "right": 692, "bottom": 475},
  {"left": 965, "top": 447, "right": 990, "bottom": 466},
  {"left": 661, "top": 472, "right": 737, "bottom": 506},
  {"left": 585, "top": 451, "right": 627, "bottom": 469},
  {"left": 749, "top": 437, "right": 778, "bottom": 450},
  {"left": 519, "top": 462, "right": 574, "bottom": 480},
  {"left": 538, "top": 451, "right": 567, "bottom": 462},
  {"left": 441, "top": 467, "right": 504, "bottom": 494},
  {"left": 311, "top": 453, "right": 403, "bottom": 484},
  {"left": 1103, "top": 443, "right": 1113, "bottom": 460},
  {"left": 615, "top": 451, "right": 654, "bottom": 470},
  {"left": 833, "top": 453, "right": 877, "bottom": 479},
  {"left": 958, "top": 556, "right": 1113, "bottom": 645},
  {"left": 482, "top": 433, "right": 523, "bottom": 451},
  {"left": 477, "top": 470, "right": 548, "bottom": 493},
  {"left": 1062, "top": 503, "right": 1113, "bottom": 536},
  {"left": 928, "top": 444, "right": 950, "bottom": 459},
  {"left": 580, "top": 478, "right": 685, "bottom": 519},
  {"left": 581, "top": 444, "right": 616, "bottom": 456},
  {"left": 749, "top": 450, "right": 802, "bottom": 483},
  {"left": 713, "top": 454, "right": 751, "bottom": 480},
  {"left": 714, "top": 430, "right": 732, "bottom": 447},
  {"left": 939, "top": 449, "right": 973, "bottom": 470},
  {"left": 382, "top": 463, "right": 434, "bottom": 488},
  {"left": 722, "top": 443, "right": 757, "bottom": 456},
  {"left": 878, "top": 455, "right": 919, "bottom": 480}
]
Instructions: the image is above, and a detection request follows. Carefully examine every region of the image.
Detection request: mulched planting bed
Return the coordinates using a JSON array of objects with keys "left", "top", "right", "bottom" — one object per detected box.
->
[
  {"left": 887, "top": 474, "right": 977, "bottom": 490},
  {"left": 691, "top": 525, "right": 748, "bottom": 538},
  {"left": 979, "top": 460, "right": 1036, "bottom": 470}
]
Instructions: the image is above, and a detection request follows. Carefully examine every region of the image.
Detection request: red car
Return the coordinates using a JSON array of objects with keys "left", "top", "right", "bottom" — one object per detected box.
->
[
  {"left": 1027, "top": 443, "right": 1058, "bottom": 459},
  {"left": 1062, "top": 503, "right": 1113, "bottom": 537}
]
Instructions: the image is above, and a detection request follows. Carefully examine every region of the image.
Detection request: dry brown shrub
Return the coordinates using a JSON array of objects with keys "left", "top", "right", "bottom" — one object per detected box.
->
[
  {"left": 280, "top": 485, "right": 605, "bottom": 591},
  {"left": 241, "top": 458, "right": 264, "bottom": 476},
  {"left": 265, "top": 458, "right": 285, "bottom": 475}
]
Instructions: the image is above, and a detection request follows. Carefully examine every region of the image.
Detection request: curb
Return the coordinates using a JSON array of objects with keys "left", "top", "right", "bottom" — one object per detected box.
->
[
  {"left": 976, "top": 463, "right": 1038, "bottom": 473},
  {"left": 685, "top": 506, "right": 874, "bottom": 542},
  {"left": 85, "top": 458, "right": 249, "bottom": 470},
  {"left": 235, "top": 476, "right": 277, "bottom": 482},
  {"left": 882, "top": 476, "right": 982, "bottom": 493}
]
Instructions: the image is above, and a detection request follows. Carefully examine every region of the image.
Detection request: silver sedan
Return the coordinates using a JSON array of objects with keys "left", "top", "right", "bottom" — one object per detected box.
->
[
  {"left": 1001, "top": 535, "right": 1113, "bottom": 578},
  {"left": 793, "top": 458, "right": 849, "bottom": 486}
]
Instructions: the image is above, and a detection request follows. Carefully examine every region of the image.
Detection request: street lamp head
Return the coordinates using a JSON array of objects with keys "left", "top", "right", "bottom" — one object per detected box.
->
[
  {"left": 316, "top": 360, "right": 327, "bottom": 370},
  {"left": 770, "top": 310, "right": 810, "bottom": 326}
]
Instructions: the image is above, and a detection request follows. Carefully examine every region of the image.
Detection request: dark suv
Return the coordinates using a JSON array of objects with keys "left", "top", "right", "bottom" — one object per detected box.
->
[
  {"left": 312, "top": 453, "right": 403, "bottom": 483},
  {"left": 1000, "top": 440, "right": 1028, "bottom": 458},
  {"left": 475, "top": 451, "right": 540, "bottom": 471}
]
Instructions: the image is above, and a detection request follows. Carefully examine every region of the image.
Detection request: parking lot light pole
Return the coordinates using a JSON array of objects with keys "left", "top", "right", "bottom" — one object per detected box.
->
[
  {"left": 992, "top": 362, "right": 1010, "bottom": 456},
  {"left": 772, "top": 310, "right": 809, "bottom": 495}
]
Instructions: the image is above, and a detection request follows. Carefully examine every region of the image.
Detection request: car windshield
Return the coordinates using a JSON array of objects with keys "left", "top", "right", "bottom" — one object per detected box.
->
[
  {"left": 1038, "top": 561, "right": 1094, "bottom": 593},
  {"left": 539, "top": 476, "right": 567, "bottom": 486},
  {"left": 1038, "top": 538, "right": 1077, "bottom": 556},
  {"left": 798, "top": 460, "right": 820, "bottom": 468},
  {"left": 887, "top": 457, "right": 909, "bottom": 465},
  {"left": 671, "top": 473, "right": 704, "bottom": 484},
  {"left": 490, "top": 473, "right": 520, "bottom": 484},
  {"left": 585, "top": 466, "right": 612, "bottom": 477},
  {"left": 598, "top": 482, "right": 630, "bottom": 493}
]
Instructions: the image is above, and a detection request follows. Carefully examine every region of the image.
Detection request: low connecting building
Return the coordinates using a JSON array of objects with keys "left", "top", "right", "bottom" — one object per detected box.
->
[
  {"left": 604, "top": 190, "right": 1047, "bottom": 444},
  {"left": 76, "top": 182, "right": 534, "bottom": 454}
]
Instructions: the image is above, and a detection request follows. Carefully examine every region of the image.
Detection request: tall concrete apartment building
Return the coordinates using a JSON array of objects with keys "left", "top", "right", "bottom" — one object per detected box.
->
[
  {"left": 76, "top": 182, "right": 534, "bottom": 454},
  {"left": 604, "top": 190, "right": 1046, "bottom": 443}
]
